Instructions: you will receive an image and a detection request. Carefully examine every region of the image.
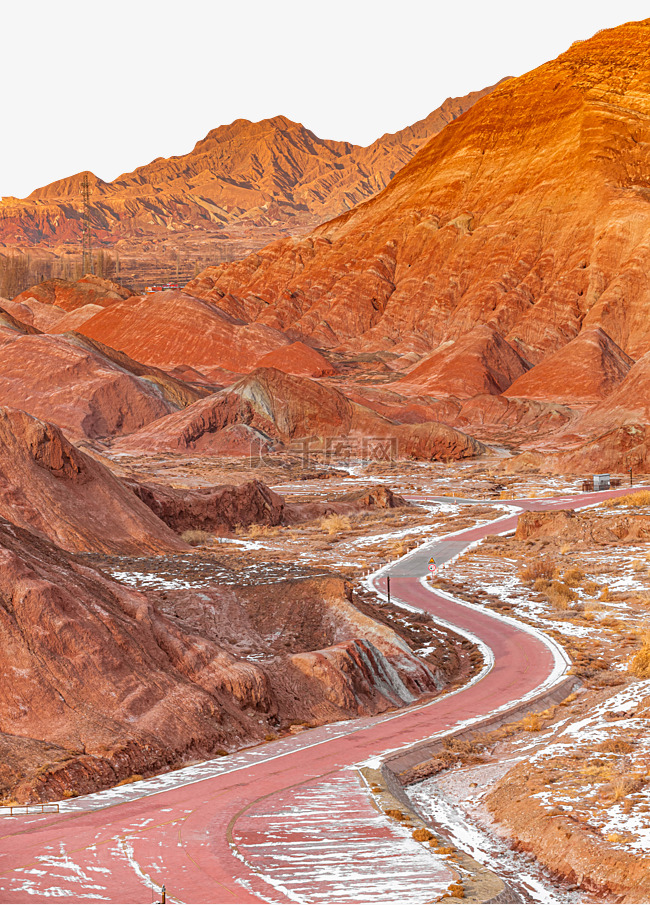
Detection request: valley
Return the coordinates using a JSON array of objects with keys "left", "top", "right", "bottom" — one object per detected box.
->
[{"left": 0, "top": 15, "right": 650, "bottom": 904}]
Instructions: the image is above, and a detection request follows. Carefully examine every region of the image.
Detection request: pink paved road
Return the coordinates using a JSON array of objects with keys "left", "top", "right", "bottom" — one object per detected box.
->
[{"left": 0, "top": 487, "right": 639, "bottom": 903}]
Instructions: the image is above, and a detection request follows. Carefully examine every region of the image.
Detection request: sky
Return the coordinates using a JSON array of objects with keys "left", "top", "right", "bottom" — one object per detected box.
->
[{"left": 2, "top": 0, "right": 649, "bottom": 198}]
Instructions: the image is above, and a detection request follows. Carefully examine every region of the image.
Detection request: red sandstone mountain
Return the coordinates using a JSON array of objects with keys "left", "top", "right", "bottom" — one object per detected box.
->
[
  {"left": 12, "top": 274, "right": 131, "bottom": 312},
  {"left": 0, "top": 85, "right": 501, "bottom": 265},
  {"left": 2, "top": 275, "right": 131, "bottom": 332},
  {"left": 578, "top": 352, "right": 650, "bottom": 427},
  {"left": 0, "top": 407, "right": 185, "bottom": 554},
  {"left": 0, "top": 326, "right": 204, "bottom": 440},
  {"left": 505, "top": 327, "right": 633, "bottom": 405},
  {"left": 255, "top": 341, "right": 337, "bottom": 377},
  {"left": 79, "top": 289, "right": 290, "bottom": 372},
  {"left": 116, "top": 367, "right": 485, "bottom": 461},
  {"left": 0, "top": 511, "right": 446, "bottom": 801},
  {"left": 185, "top": 21, "right": 650, "bottom": 376},
  {"left": 396, "top": 325, "right": 529, "bottom": 397}
]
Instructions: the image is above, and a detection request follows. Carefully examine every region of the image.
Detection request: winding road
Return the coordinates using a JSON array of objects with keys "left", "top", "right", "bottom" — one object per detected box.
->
[{"left": 0, "top": 485, "right": 638, "bottom": 903}]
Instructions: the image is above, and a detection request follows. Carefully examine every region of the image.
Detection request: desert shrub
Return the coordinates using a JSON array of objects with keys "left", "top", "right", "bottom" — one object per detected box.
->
[
  {"left": 544, "top": 580, "right": 578, "bottom": 609},
  {"left": 629, "top": 636, "right": 650, "bottom": 679},
  {"left": 603, "top": 490, "right": 650, "bottom": 509},
  {"left": 116, "top": 774, "right": 143, "bottom": 787},
  {"left": 600, "top": 586, "right": 612, "bottom": 602},
  {"left": 564, "top": 567, "right": 584, "bottom": 586},
  {"left": 583, "top": 580, "right": 600, "bottom": 596},
  {"left": 522, "top": 712, "right": 544, "bottom": 732},
  {"left": 633, "top": 559, "right": 646, "bottom": 573},
  {"left": 320, "top": 514, "right": 351, "bottom": 536},
  {"left": 412, "top": 827, "right": 435, "bottom": 842},
  {"left": 181, "top": 529, "right": 211, "bottom": 546},
  {"left": 248, "top": 523, "right": 279, "bottom": 538},
  {"left": 384, "top": 808, "right": 405, "bottom": 820},
  {"left": 533, "top": 578, "right": 552, "bottom": 592},
  {"left": 597, "top": 738, "right": 637, "bottom": 755},
  {"left": 389, "top": 540, "right": 407, "bottom": 557},
  {"left": 609, "top": 772, "right": 645, "bottom": 802},
  {"left": 519, "top": 558, "right": 557, "bottom": 583}
]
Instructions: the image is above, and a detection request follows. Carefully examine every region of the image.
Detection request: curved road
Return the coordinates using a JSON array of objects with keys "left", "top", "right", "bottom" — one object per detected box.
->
[{"left": 0, "top": 486, "right": 639, "bottom": 903}]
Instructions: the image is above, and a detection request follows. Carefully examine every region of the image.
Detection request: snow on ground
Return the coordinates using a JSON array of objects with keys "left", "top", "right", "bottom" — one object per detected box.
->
[
  {"left": 523, "top": 680, "right": 650, "bottom": 851},
  {"left": 232, "top": 768, "right": 454, "bottom": 904},
  {"left": 424, "top": 496, "right": 650, "bottom": 861},
  {"left": 410, "top": 768, "right": 584, "bottom": 904}
]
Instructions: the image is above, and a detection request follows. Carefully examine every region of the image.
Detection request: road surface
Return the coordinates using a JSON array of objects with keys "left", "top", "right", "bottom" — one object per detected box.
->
[{"left": 0, "top": 487, "right": 638, "bottom": 903}]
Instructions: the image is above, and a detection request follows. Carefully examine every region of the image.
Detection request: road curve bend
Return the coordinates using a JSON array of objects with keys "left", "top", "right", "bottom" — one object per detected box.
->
[{"left": 0, "top": 486, "right": 640, "bottom": 903}]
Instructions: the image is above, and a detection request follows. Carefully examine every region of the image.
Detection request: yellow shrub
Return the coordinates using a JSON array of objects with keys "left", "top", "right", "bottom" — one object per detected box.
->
[{"left": 320, "top": 514, "right": 351, "bottom": 536}]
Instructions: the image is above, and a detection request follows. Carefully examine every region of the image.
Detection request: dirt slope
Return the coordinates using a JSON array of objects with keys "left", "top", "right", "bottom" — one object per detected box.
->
[
  {"left": 0, "top": 329, "right": 203, "bottom": 440},
  {"left": 0, "top": 518, "right": 446, "bottom": 803},
  {"left": 0, "top": 407, "right": 185, "bottom": 554},
  {"left": 116, "top": 368, "right": 486, "bottom": 461}
]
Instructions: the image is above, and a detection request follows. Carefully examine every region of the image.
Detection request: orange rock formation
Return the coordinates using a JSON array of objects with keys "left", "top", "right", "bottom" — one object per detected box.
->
[
  {"left": 116, "top": 368, "right": 485, "bottom": 461},
  {"left": 0, "top": 407, "right": 185, "bottom": 554},
  {"left": 186, "top": 22, "right": 650, "bottom": 370},
  {"left": 0, "top": 85, "right": 501, "bottom": 259}
]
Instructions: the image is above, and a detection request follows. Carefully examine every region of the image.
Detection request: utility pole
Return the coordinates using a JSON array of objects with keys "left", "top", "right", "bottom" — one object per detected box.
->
[
  {"left": 81, "top": 173, "right": 93, "bottom": 276},
  {"left": 386, "top": 575, "right": 391, "bottom": 604}
]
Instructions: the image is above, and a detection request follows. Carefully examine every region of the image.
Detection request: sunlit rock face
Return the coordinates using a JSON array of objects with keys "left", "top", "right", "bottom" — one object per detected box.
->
[{"left": 187, "top": 21, "right": 650, "bottom": 369}]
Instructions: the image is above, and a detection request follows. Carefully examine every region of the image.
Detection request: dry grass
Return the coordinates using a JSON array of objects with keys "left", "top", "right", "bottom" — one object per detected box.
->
[
  {"left": 248, "top": 523, "right": 279, "bottom": 538},
  {"left": 116, "top": 773, "right": 143, "bottom": 786},
  {"left": 629, "top": 635, "right": 650, "bottom": 678},
  {"left": 564, "top": 567, "right": 585, "bottom": 586},
  {"left": 519, "top": 558, "right": 557, "bottom": 583},
  {"left": 180, "top": 529, "right": 211, "bottom": 546},
  {"left": 543, "top": 580, "right": 578, "bottom": 609},
  {"left": 521, "top": 712, "right": 544, "bottom": 732},
  {"left": 599, "top": 585, "right": 612, "bottom": 602},
  {"left": 320, "top": 514, "right": 351, "bottom": 536},
  {"left": 412, "top": 827, "right": 435, "bottom": 842},
  {"left": 597, "top": 738, "right": 637, "bottom": 755},
  {"left": 583, "top": 580, "right": 600, "bottom": 596},
  {"left": 608, "top": 772, "right": 645, "bottom": 803},
  {"left": 602, "top": 490, "right": 650, "bottom": 509},
  {"left": 384, "top": 808, "right": 406, "bottom": 820},
  {"left": 633, "top": 559, "right": 647, "bottom": 573}
]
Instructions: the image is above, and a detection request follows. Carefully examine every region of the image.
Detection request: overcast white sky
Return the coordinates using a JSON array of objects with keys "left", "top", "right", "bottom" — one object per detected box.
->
[{"left": 2, "top": 0, "right": 648, "bottom": 198}]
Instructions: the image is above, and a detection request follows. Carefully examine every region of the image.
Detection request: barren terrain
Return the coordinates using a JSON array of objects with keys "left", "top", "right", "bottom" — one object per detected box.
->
[{"left": 407, "top": 487, "right": 650, "bottom": 902}]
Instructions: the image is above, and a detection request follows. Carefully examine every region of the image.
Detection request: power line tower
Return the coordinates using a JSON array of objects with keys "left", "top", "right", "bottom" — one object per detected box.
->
[{"left": 81, "top": 173, "right": 93, "bottom": 276}]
